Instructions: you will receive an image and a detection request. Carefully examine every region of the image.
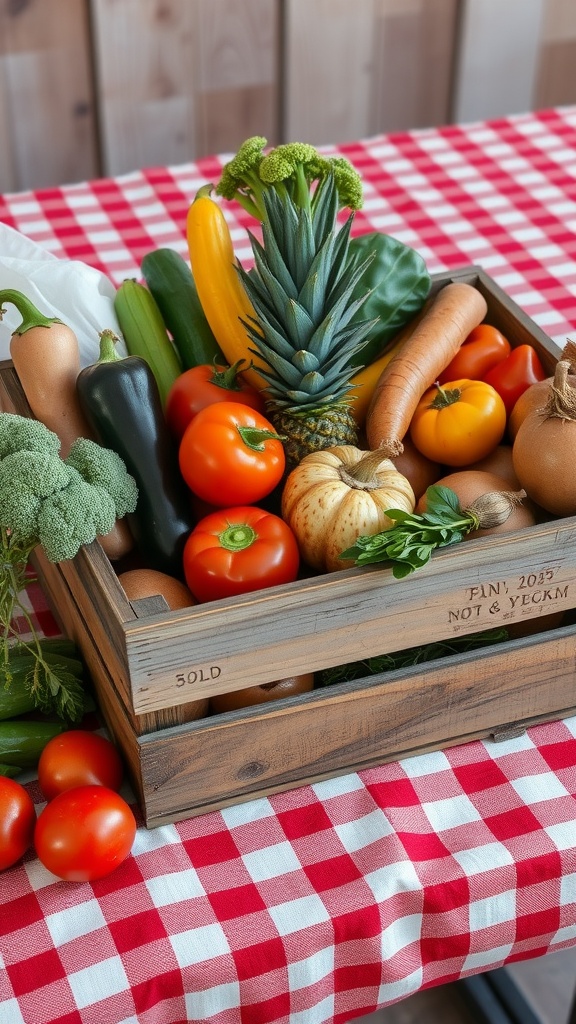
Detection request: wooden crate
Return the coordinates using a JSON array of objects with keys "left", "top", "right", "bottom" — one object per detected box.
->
[{"left": 2, "top": 266, "right": 576, "bottom": 827}]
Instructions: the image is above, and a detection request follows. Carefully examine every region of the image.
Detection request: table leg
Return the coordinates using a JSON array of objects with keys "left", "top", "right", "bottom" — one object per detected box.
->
[
  {"left": 568, "top": 982, "right": 576, "bottom": 1024},
  {"left": 457, "top": 967, "right": 547, "bottom": 1024}
]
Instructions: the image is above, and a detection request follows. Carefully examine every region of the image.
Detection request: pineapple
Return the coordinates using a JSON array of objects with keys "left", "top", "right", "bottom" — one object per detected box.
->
[{"left": 236, "top": 174, "right": 376, "bottom": 468}]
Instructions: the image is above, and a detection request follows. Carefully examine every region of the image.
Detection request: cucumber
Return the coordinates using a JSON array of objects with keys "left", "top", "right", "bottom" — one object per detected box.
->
[
  {"left": 0, "top": 671, "right": 37, "bottom": 721},
  {"left": 0, "top": 641, "right": 85, "bottom": 721},
  {"left": 0, "top": 720, "right": 66, "bottom": 768},
  {"left": 141, "top": 248, "right": 225, "bottom": 370},
  {"left": 114, "top": 279, "right": 183, "bottom": 406}
]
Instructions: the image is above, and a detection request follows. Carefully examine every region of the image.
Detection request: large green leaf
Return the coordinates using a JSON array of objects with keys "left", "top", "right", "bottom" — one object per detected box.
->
[{"left": 346, "top": 231, "right": 431, "bottom": 367}]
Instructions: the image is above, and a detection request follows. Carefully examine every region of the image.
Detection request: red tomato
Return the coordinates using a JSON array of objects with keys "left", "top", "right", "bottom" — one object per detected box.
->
[
  {"left": 0, "top": 777, "right": 35, "bottom": 871},
  {"left": 34, "top": 785, "right": 136, "bottom": 882},
  {"left": 483, "top": 343, "right": 548, "bottom": 417},
  {"left": 183, "top": 506, "right": 300, "bottom": 602},
  {"left": 38, "top": 730, "right": 124, "bottom": 802},
  {"left": 438, "top": 324, "right": 511, "bottom": 384},
  {"left": 166, "top": 362, "right": 266, "bottom": 440},
  {"left": 179, "top": 402, "right": 285, "bottom": 506}
]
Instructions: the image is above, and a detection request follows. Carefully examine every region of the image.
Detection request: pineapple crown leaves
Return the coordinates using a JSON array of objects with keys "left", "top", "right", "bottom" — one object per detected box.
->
[
  {"left": 236, "top": 170, "right": 378, "bottom": 409},
  {"left": 239, "top": 228, "right": 378, "bottom": 367}
]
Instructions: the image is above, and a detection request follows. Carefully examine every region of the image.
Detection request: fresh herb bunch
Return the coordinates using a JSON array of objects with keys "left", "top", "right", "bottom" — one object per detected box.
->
[
  {"left": 0, "top": 412, "right": 138, "bottom": 721},
  {"left": 341, "top": 484, "right": 526, "bottom": 578}
]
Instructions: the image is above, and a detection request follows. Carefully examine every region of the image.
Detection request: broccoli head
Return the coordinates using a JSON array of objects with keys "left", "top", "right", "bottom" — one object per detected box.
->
[
  {"left": 0, "top": 412, "right": 138, "bottom": 563},
  {"left": 216, "top": 137, "right": 363, "bottom": 221},
  {"left": 66, "top": 437, "right": 138, "bottom": 519}
]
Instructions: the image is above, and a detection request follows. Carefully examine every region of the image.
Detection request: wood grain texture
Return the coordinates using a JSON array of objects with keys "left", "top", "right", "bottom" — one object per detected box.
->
[
  {"left": 138, "top": 622, "right": 576, "bottom": 823},
  {"left": 0, "top": 0, "right": 98, "bottom": 191},
  {"left": 91, "top": 0, "right": 279, "bottom": 176},
  {"left": 283, "top": 0, "right": 458, "bottom": 145}
]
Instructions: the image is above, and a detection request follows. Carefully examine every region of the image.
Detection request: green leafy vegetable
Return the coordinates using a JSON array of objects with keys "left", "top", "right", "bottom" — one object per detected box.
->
[{"left": 341, "top": 485, "right": 478, "bottom": 577}]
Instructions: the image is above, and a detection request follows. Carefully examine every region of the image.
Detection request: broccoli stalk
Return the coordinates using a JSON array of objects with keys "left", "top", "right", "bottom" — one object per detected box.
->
[
  {"left": 0, "top": 413, "right": 138, "bottom": 722},
  {"left": 216, "top": 137, "right": 364, "bottom": 222}
]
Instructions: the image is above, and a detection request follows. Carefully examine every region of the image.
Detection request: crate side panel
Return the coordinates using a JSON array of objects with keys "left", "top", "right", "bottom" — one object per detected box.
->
[
  {"left": 125, "top": 520, "right": 576, "bottom": 713},
  {"left": 137, "top": 626, "right": 576, "bottom": 825}
]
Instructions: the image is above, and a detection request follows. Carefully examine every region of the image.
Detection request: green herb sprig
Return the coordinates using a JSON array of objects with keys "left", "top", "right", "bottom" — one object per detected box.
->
[{"left": 341, "top": 484, "right": 525, "bottom": 578}]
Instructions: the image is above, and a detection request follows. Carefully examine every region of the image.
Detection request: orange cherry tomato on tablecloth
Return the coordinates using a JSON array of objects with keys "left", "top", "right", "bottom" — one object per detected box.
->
[
  {"left": 0, "top": 777, "right": 35, "bottom": 871},
  {"left": 410, "top": 378, "right": 507, "bottom": 467},
  {"left": 34, "top": 785, "right": 136, "bottom": 881},
  {"left": 179, "top": 401, "right": 285, "bottom": 507},
  {"left": 165, "top": 361, "right": 266, "bottom": 440},
  {"left": 38, "top": 730, "right": 124, "bottom": 802},
  {"left": 183, "top": 506, "right": 300, "bottom": 602},
  {"left": 438, "top": 324, "right": 511, "bottom": 384},
  {"left": 483, "top": 344, "right": 548, "bottom": 417}
]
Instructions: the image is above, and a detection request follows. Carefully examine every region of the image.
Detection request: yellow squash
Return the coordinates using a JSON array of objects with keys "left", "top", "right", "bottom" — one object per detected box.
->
[{"left": 186, "top": 185, "right": 268, "bottom": 391}]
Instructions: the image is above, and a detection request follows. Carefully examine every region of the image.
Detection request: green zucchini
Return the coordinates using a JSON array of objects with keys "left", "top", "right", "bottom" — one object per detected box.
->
[
  {"left": 0, "top": 720, "right": 66, "bottom": 768},
  {"left": 140, "top": 248, "right": 225, "bottom": 370},
  {"left": 114, "top": 279, "right": 182, "bottom": 405}
]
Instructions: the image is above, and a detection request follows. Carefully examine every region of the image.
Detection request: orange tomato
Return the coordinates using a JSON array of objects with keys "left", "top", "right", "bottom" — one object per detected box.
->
[{"left": 409, "top": 379, "right": 507, "bottom": 467}]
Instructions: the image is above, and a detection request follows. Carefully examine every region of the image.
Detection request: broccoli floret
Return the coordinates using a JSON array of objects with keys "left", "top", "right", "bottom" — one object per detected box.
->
[
  {"left": 329, "top": 156, "right": 364, "bottom": 213},
  {"left": 37, "top": 467, "right": 116, "bottom": 562},
  {"left": 216, "top": 138, "right": 363, "bottom": 221},
  {"left": 0, "top": 451, "right": 72, "bottom": 542},
  {"left": 66, "top": 437, "right": 139, "bottom": 519},
  {"left": 216, "top": 136, "right": 268, "bottom": 220},
  {"left": 0, "top": 413, "right": 61, "bottom": 459}
]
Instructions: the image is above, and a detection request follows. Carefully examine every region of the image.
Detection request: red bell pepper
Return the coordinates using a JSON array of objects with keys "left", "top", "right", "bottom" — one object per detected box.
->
[
  {"left": 483, "top": 344, "right": 547, "bottom": 417},
  {"left": 438, "top": 324, "right": 511, "bottom": 384}
]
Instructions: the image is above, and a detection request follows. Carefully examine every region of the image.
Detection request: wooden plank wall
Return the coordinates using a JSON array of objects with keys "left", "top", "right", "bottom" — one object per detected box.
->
[
  {"left": 0, "top": 0, "right": 98, "bottom": 192},
  {"left": 535, "top": 0, "right": 576, "bottom": 108},
  {"left": 90, "top": 0, "right": 280, "bottom": 177},
  {"left": 0, "top": 0, "right": 574, "bottom": 194},
  {"left": 283, "top": 0, "right": 459, "bottom": 145}
]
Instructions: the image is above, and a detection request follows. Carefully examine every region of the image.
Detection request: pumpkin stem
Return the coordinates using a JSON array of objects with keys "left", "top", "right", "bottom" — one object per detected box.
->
[{"left": 339, "top": 449, "right": 395, "bottom": 489}]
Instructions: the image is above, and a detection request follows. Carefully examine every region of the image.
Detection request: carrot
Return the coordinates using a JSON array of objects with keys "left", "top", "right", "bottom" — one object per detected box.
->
[
  {"left": 348, "top": 300, "right": 434, "bottom": 429},
  {"left": 0, "top": 289, "right": 133, "bottom": 561},
  {"left": 365, "top": 282, "right": 488, "bottom": 455}
]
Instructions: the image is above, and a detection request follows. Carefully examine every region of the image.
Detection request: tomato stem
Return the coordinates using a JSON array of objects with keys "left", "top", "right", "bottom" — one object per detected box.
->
[
  {"left": 218, "top": 523, "right": 258, "bottom": 551},
  {"left": 237, "top": 425, "right": 286, "bottom": 450},
  {"left": 430, "top": 382, "right": 461, "bottom": 408},
  {"left": 210, "top": 358, "right": 248, "bottom": 391}
]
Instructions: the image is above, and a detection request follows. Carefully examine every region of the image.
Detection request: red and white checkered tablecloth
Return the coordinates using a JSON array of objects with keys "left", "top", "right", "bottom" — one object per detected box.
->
[{"left": 1, "top": 106, "right": 576, "bottom": 1024}]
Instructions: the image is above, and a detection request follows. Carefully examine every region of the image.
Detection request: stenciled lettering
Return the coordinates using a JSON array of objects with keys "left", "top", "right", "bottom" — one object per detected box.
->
[{"left": 175, "top": 665, "right": 222, "bottom": 688}]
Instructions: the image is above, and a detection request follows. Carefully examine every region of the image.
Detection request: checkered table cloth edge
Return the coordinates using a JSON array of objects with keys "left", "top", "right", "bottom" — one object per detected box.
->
[{"left": 1, "top": 106, "right": 575, "bottom": 1024}]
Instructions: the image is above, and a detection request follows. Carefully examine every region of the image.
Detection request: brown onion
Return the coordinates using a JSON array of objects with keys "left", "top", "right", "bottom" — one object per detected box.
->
[{"left": 513, "top": 360, "right": 576, "bottom": 516}]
